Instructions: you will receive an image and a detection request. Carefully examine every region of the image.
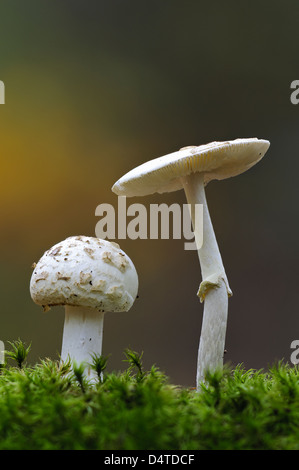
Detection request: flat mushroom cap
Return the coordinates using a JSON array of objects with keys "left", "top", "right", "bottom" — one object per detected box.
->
[
  {"left": 30, "top": 236, "right": 139, "bottom": 313},
  {"left": 112, "top": 138, "right": 270, "bottom": 197}
]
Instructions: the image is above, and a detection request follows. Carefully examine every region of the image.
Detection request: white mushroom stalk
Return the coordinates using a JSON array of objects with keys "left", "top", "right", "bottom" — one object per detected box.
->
[
  {"left": 112, "top": 138, "right": 270, "bottom": 389},
  {"left": 61, "top": 306, "right": 104, "bottom": 376},
  {"left": 181, "top": 171, "right": 232, "bottom": 384},
  {"left": 30, "top": 236, "right": 138, "bottom": 382}
]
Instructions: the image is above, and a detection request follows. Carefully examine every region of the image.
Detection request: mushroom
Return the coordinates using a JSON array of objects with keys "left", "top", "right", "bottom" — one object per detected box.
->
[
  {"left": 112, "top": 138, "right": 270, "bottom": 388},
  {"left": 30, "top": 236, "right": 138, "bottom": 381}
]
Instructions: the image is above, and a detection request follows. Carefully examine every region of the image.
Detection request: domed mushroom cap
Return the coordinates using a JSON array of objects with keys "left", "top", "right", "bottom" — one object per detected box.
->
[
  {"left": 112, "top": 138, "right": 270, "bottom": 197},
  {"left": 30, "top": 236, "right": 138, "bottom": 312}
]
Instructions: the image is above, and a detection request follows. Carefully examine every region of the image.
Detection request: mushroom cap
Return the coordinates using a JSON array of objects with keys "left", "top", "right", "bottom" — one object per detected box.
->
[
  {"left": 112, "top": 138, "right": 270, "bottom": 197},
  {"left": 30, "top": 236, "right": 138, "bottom": 313}
]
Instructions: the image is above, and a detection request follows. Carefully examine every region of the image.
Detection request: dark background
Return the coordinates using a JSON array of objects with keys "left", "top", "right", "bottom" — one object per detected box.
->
[{"left": 0, "top": 0, "right": 298, "bottom": 386}]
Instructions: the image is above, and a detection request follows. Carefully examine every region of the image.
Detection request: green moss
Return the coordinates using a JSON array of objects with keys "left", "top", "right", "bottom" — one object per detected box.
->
[{"left": 0, "top": 341, "right": 299, "bottom": 450}]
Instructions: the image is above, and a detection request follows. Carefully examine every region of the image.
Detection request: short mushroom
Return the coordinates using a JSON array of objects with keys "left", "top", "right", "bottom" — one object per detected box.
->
[
  {"left": 30, "top": 236, "right": 138, "bottom": 381},
  {"left": 112, "top": 138, "right": 270, "bottom": 388}
]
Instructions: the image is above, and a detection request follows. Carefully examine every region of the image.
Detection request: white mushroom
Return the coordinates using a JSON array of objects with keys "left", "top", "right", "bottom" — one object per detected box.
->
[
  {"left": 30, "top": 236, "right": 138, "bottom": 381},
  {"left": 112, "top": 138, "right": 270, "bottom": 388}
]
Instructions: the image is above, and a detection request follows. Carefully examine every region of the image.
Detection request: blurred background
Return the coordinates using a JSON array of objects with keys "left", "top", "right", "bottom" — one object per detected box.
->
[{"left": 0, "top": 0, "right": 298, "bottom": 386}]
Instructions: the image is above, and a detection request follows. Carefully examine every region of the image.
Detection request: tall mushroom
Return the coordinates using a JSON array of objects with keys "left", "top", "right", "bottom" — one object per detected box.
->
[
  {"left": 112, "top": 138, "right": 270, "bottom": 388},
  {"left": 30, "top": 236, "right": 138, "bottom": 381}
]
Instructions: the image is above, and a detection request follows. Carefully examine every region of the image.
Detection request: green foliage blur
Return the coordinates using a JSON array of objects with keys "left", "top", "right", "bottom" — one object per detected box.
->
[{"left": 0, "top": 340, "right": 299, "bottom": 450}]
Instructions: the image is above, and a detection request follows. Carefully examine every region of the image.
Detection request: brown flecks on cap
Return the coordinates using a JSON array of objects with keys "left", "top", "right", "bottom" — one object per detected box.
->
[
  {"left": 79, "top": 272, "right": 92, "bottom": 285},
  {"left": 106, "top": 285, "right": 123, "bottom": 300},
  {"left": 114, "top": 253, "right": 129, "bottom": 272},
  {"left": 30, "top": 236, "right": 139, "bottom": 313},
  {"left": 75, "top": 236, "right": 84, "bottom": 242},
  {"left": 56, "top": 272, "right": 71, "bottom": 281},
  {"left": 102, "top": 251, "right": 113, "bottom": 264},
  {"left": 35, "top": 271, "right": 49, "bottom": 282},
  {"left": 90, "top": 279, "right": 106, "bottom": 293},
  {"left": 84, "top": 247, "right": 95, "bottom": 259},
  {"left": 48, "top": 246, "right": 62, "bottom": 257}
]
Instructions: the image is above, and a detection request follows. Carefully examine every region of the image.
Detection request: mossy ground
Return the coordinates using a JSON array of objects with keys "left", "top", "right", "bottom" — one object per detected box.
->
[{"left": 0, "top": 340, "right": 298, "bottom": 450}]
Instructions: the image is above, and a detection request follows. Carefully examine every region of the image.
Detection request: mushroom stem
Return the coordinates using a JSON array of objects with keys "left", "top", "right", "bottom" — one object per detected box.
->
[
  {"left": 181, "top": 172, "right": 232, "bottom": 388},
  {"left": 60, "top": 305, "right": 104, "bottom": 382}
]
